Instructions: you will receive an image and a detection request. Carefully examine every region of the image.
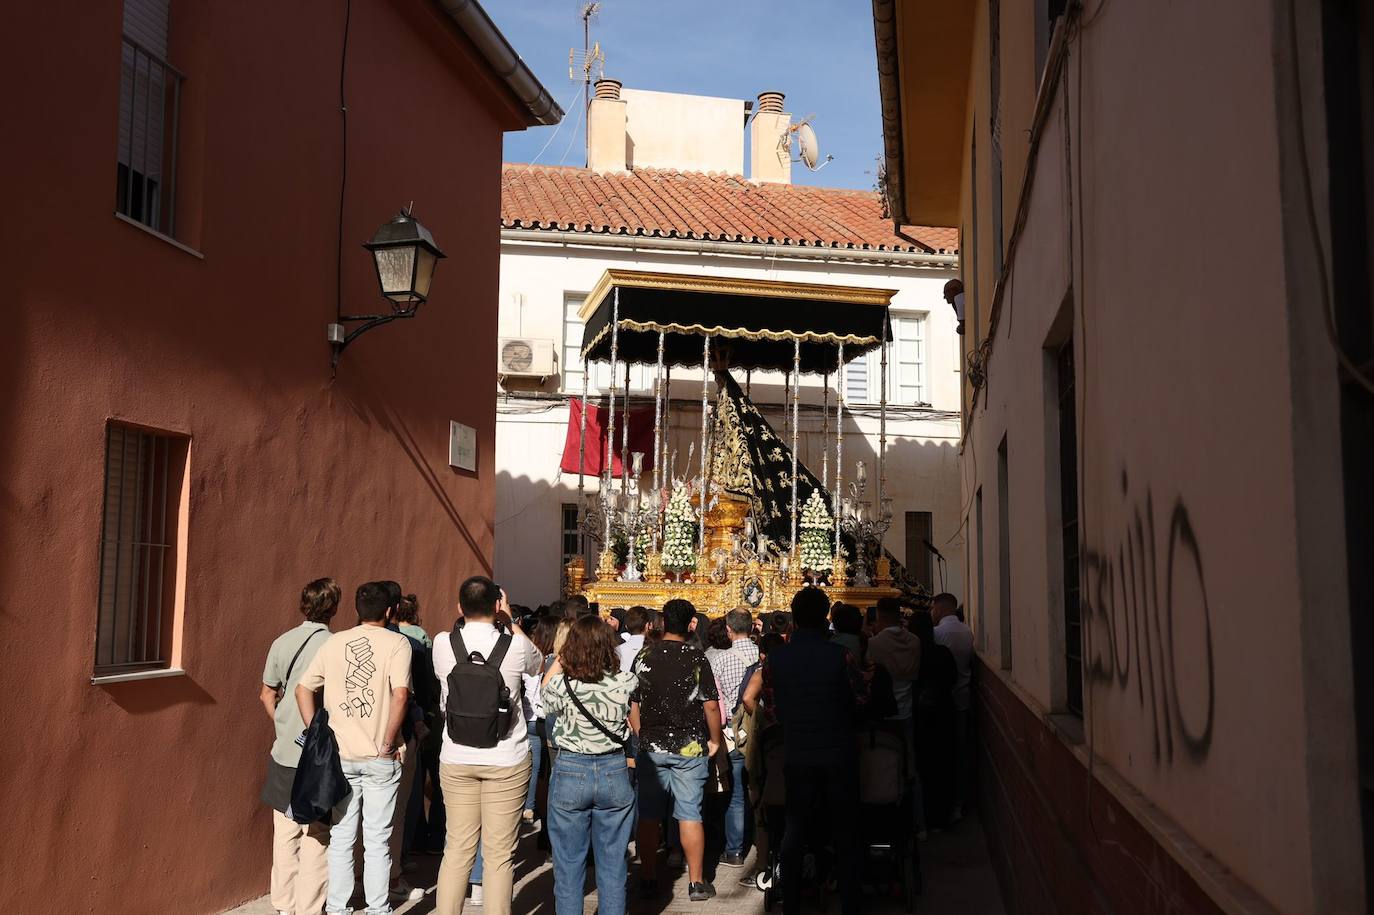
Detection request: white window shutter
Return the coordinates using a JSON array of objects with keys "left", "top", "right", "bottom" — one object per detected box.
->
[{"left": 845, "top": 357, "right": 868, "bottom": 403}]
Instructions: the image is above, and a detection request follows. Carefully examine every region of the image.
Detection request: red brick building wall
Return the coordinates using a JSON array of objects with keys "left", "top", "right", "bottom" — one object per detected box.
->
[{"left": 0, "top": 1, "right": 536, "bottom": 911}]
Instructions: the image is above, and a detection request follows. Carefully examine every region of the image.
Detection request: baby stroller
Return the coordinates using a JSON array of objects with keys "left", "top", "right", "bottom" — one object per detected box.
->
[{"left": 857, "top": 720, "right": 921, "bottom": 911}]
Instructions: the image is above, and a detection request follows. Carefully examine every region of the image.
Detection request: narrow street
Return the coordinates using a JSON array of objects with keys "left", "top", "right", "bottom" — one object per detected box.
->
[{"left": 226, "top": 812, "right": 1005, "bottom": 915}]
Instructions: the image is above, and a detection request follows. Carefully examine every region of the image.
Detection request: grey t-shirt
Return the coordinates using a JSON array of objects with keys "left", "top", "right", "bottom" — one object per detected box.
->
[{"left": 262, "top": 622, "right": 330, "bottom": 766}]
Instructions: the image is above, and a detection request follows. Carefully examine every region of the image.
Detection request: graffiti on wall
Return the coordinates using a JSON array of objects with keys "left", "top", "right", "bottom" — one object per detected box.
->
[{"left": 1083, "top": 470, "right": 1215, "bottom": 765}]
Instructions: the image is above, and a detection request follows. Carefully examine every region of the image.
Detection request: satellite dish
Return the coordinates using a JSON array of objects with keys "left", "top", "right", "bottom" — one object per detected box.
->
[
  {"left": 798, "top": 123, "right": 821, "bottom": 169},
  {"left": 783, "top": 116, "right": 834, "bottom": 171}
]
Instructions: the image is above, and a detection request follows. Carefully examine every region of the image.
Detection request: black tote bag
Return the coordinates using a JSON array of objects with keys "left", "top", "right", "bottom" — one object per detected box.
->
[{"left": 289, "top": 708, "right": 349, "bottom": 824}]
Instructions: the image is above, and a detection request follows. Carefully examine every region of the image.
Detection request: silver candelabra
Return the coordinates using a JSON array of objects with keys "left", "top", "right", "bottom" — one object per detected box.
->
[{"left": 838, "top": 460, "right": 894, "bottom": 586}]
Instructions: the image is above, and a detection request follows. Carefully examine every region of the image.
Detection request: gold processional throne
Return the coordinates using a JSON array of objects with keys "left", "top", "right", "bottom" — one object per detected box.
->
[{"left": 567, "top": 492, "right": 898, "bottom": 617}]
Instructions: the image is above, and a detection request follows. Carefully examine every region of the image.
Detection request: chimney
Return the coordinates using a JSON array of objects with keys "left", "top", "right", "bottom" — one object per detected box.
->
[
  {"left": 749, "top": 91, "right": 791, "bottom": 184},
  {"left": 587, "top": 78, "right": 628, "bottom": 173}
]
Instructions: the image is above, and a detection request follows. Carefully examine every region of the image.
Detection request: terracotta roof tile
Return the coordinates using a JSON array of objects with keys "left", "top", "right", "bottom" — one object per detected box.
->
[{"left": 500, "top": 164, "right": 959, "bottom": 255}]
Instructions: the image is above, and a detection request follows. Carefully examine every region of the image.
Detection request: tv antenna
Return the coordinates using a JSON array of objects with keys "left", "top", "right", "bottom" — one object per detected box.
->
[
  {"left": 569, "top": 2, "right": 605, "bottom": 165},
  {"left": 778, "top": 115, "right": 833, "bottom": 171}
]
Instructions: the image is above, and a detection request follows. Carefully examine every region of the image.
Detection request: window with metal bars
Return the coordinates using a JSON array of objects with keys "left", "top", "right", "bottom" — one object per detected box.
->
[
  {"left": 1056, "top": 338, "right": 1082, "bottom": 715},
  {"left": 95, "top": 424, "right": 186, "bottom": 675},
  {"left": 560, "top": 503, "right": 583, "bottom": 569},
  {"left": 117, "top": 0, "right": 184, "bottom": 238}
]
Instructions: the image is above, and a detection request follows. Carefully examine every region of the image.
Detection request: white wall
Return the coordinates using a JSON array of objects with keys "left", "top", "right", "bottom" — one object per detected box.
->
[
  {"left": 619, "top": 88, "right": 746, "bottom": 174},
  {"left": 494, "top": 237, "right": 964, "bottom": 608}
]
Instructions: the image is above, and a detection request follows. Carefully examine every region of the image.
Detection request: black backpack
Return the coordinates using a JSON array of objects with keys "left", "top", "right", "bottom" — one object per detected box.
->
[{"left": 445, "top": 625, "right": 516, "bottom": 749}]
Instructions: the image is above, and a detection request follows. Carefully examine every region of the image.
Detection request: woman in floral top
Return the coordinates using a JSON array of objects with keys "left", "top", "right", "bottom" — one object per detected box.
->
[{"left": 541, "top": 617, "right": 638, "bottom": 915}]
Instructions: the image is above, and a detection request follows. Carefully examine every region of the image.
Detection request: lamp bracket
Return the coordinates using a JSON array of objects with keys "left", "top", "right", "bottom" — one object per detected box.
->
[{"left": 330, "top": 308, "right": 419, "bottom": 368}]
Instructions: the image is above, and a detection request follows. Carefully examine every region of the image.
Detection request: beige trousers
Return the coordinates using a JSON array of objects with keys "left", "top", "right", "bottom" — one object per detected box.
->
[
  {"left": 436, "top": 759, "right": 532, "bottom": 915},
  {"left": 271, "top": 808, "right": 329, "bottom": 915}
]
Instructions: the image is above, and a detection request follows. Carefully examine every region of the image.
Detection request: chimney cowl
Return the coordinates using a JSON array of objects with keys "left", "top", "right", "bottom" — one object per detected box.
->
[
  {"left": 594, "top": 78, "right": 623, "bottom": 101},
  {"left": 756, "top": 91, "right": 785, "bottom": 113}
]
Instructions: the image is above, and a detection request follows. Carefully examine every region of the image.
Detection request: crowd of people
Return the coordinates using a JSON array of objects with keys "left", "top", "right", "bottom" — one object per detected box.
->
[{"left": 259, "top": 575, "right": 973, "bottom": 915}]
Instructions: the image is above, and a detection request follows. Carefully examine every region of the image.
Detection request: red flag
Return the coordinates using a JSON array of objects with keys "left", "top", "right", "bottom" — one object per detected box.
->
[{"left": 561, "top": 400, "right": 656, "bottom": 476}]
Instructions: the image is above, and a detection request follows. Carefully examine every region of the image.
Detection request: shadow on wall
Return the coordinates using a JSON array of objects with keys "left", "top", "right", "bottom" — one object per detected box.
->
[
  {"left": 493, "top": 468, "right": 581, "bottom": 606},
  {"left": 334, "top": 358, "right": 492, "bottom": 578},
  {"left": 99, "top": 675, "right": 217, "bottom": 715}
]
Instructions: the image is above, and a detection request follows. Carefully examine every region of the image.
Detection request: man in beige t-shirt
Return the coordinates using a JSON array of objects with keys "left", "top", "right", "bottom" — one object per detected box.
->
[{"left": 298, "top": 581, "right": 412, "bottom": 915}]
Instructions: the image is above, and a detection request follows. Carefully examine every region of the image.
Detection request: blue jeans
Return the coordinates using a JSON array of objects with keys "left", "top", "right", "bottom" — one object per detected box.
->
[
  {"left": 637, "top": 751, "right": 708, "bottom": 823},
  {"left": 328, "top": 756, "right": 402, "bottom": 914},
  {"left": 548, "top": 752, "right": 636, "bottom": 915},
  {"left": 724, "top": 750, "right": 749, "bottom": 855},
  {"left": 525, "top": 718, "right": 542, "bottom": 812}
]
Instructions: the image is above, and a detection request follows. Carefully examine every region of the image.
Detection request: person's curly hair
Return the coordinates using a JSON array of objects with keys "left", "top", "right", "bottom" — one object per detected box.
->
[
  {"left": 394, "top": 593, "right": 420, "bottom": 625},
  {"left": 300, "top": 578, "right": 340, "bottom": 623},
  {"left": 559, "top": 616, "right": 619, "bottom": 683}
]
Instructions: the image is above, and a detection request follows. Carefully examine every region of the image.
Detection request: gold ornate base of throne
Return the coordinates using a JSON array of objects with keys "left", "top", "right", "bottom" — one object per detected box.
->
[{"left": 569, "top": 492, "right": 898, "bottom": 616}]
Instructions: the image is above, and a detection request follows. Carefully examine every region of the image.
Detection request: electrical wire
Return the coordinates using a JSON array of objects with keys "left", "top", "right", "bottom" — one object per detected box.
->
[
  {"left": 528, "top": 83, "right": 589, "bottom": 166},
  {"left": 558, "top": 85, "right": 588, "bottom": 167},
  {"left": 335, "top": 0, "right": 352, "bottom": 325}
]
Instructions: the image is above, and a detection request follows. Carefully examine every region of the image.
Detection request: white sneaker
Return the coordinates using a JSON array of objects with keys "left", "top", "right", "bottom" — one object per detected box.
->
[
  {"left": 470, "top": 883, "right": 484, "bottom": 906},
  {"left": 389, "top": 877, "right": 425, "bottom": 902}
]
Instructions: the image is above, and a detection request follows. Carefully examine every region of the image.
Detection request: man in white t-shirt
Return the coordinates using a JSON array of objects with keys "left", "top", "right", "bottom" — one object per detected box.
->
[
  {"left": 431, "top": 576, "right": 542, "bottom": 915},
  {"left": 617, "top": 605, "right": 650, "bottom": 672},
  {"left": 931, "top": 592, "right": 974, "bottom": 821}
]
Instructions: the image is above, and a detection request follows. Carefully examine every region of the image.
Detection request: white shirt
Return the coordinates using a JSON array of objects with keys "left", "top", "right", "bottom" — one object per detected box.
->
[
  {"left": 934, "top": 616, "right": 975, "bottom": 711},
  {"left": 522, "top": 672, "right": 543, "bottom": 721},
  {"left": 433, "top": 621, "right": 543, "bottom": 767},
  {"left": 618, "top": 633, "right": 646, "bottom": 673}
]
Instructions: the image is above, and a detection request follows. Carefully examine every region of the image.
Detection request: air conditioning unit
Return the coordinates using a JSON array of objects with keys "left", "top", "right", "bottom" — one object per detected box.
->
[{"left": 497, "top": 337, "right": 557, "bottom": 379}]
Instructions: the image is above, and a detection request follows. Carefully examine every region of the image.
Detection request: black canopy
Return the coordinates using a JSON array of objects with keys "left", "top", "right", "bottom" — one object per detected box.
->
[{"left": 578, "top": 270, "right": 895, "bottom": 374}]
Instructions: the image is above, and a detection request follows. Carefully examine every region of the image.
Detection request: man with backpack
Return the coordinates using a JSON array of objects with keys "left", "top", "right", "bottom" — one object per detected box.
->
[
  {"left": 432, "top": 576, "right": 543, "bottom": 915},
  {"left": 707, "top": 609, "right": 758, "bottom": 869}
]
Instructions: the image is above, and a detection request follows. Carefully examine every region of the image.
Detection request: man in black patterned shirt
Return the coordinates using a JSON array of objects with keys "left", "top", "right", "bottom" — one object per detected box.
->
[{"left": 630, "top": 599, "right": 723, "bottom": 902}]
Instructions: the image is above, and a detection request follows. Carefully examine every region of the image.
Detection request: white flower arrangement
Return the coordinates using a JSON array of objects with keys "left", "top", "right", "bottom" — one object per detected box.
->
[
  {"left": 660, "top": 482, "right": 699, "bottom": 572},
  {"left": 799, "top": 489, "right": 834, "bottom": 574}
]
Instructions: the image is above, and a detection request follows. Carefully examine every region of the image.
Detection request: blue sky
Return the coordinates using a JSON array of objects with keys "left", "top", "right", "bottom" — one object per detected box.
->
[{"left": 488, "top": 1, "right": 884, "bottom": 191}]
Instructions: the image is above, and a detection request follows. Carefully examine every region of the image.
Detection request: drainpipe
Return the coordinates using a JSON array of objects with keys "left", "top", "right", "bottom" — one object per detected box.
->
[{"left": 439, "top": 0, "right": 563, "bottom": 126}]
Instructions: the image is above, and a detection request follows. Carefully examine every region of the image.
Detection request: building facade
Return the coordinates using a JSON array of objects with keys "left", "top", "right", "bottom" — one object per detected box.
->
[
  {"left": 494, "top": 85, "right": 965, "bottom": 608},
  {"left": 1, "top": 1, "right": 556, "bottom": 912},
  {"left": 872, "top": 1, "right": 1372, "bottom": 913}
]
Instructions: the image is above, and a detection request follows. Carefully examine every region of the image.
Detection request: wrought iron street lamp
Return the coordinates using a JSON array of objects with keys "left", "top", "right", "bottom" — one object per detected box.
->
[{"left": 328, "top": 207, "right": 446, "bottom": 367}]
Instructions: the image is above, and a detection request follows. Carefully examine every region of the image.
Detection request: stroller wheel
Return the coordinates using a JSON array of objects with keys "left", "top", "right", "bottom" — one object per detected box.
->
[{"left": 756, "top": 870, "right": 773, "bottom": 891}]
